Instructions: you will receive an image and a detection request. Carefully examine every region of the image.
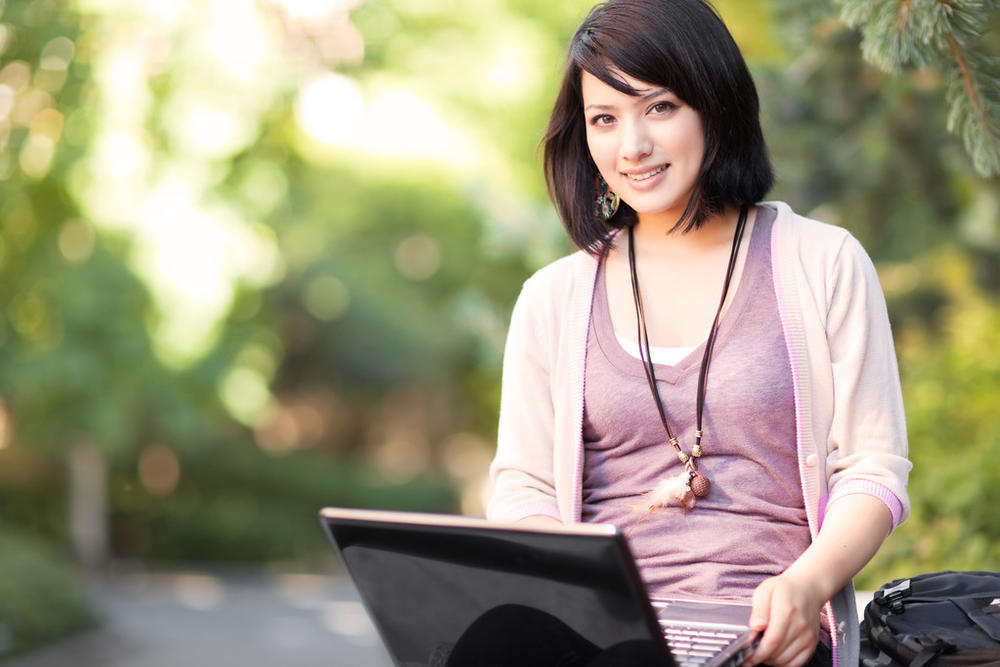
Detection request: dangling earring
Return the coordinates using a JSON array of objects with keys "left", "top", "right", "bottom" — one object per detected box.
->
[{"left": 594, "top": 173, "right": 620, "bottom": 220}]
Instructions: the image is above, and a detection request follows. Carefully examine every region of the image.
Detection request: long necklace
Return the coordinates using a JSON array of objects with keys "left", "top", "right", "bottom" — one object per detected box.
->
[{"left": 627, "top": 205, "right": 748, "bottom": 512}]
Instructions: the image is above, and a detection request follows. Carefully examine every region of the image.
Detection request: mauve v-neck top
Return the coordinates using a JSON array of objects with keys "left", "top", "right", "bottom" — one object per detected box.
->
[{"left": 581, "top": 205, "right": 812, "bottom": 602}]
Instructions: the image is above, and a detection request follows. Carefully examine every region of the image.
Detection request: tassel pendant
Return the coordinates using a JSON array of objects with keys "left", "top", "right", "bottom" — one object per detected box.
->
[
  {"left": 628, "top": 470, "right": 699, "bottom": 534},
  {"left": 679, "top": 487, "right": 696, "bottom": 510},
  {"left": 644, "top": 470, "right": 697, "bottom": 511}
]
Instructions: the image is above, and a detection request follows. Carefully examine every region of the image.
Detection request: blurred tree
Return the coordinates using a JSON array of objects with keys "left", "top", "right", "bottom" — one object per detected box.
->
[
  {"left": 766, "top": 0, "right": 998, "bottom": 270},
  {"left": 1, "top": 0, "right": 998, "bottom": 584},
  {"left": 835, "top": 0, "right": 1000, "bottom": 177},
  {"left": 0, "top": 0, "right": 165, "bottom": 566},
  {"left": 2, "top": 0, "right": 538, "bottom": 567},
  {"left": 858, "top": 247, "right": 1000, "bottom": 586},
  {"left": 0, "top": 0, "right": 360, "bottom": 563},
  {"left": 766, "top": 0, "right": 1000, "bottom": 579}
]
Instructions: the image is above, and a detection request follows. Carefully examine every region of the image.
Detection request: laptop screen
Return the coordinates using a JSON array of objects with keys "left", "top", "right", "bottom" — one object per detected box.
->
[{"left": 320, "top": 508, "right": 670, "bottom": 667}]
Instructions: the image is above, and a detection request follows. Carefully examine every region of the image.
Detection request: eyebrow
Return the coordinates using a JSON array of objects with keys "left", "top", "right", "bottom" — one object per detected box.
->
[{"left": 584, "top": 86, "right": 674, "bottom": 112}]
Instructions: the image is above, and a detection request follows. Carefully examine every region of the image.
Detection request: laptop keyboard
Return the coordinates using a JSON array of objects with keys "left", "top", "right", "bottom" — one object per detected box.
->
[{"left": 660, "top": 623, "right": 742, "bottom": 667}]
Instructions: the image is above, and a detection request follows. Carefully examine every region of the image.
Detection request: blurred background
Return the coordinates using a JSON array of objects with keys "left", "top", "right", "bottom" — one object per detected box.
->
[{"left": 0, "top": 0, "right": 997, "bottom": 662}]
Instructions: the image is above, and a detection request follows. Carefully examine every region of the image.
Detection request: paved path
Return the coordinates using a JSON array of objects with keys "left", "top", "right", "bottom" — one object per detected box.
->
[
  {"left": 5, "top": 562, "right": 875, "bottom": 667},
  {"left": 3, "top": 563, "right": 392, "bottom": 667}
]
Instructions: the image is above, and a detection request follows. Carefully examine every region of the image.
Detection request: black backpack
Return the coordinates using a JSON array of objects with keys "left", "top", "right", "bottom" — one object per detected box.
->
[{"left": 859, "top": 571, "right": 1000, "bottom": 666}]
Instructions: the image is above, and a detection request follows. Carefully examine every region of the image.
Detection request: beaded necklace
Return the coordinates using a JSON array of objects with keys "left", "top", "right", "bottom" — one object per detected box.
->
[{"left": 627, "top": 205, "right": 748, "bottom": 513}]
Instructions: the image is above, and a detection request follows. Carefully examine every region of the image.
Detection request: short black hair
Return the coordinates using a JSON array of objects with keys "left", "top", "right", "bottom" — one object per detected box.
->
[{"left": 542, "top": 0, "right": 774, "bottom": 254}]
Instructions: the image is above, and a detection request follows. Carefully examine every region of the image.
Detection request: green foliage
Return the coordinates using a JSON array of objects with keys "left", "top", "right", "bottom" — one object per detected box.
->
[
  {"left": 833, "top": 0, "right": 1000, "bottom": 175},
  {"left": 768, "top": 0, "right": 1000, "bottom": 586},
  {"left": 0, "top": 527, "right": 97, "bottom": 658},
  {"left": 0, "top": 0, "right": 233, "bottom": 462},
  {"left": 109, "top": 444, "right": 458, "bottom": 562},
  {"left": 759, "top": 29, "right": 964, "bottom": 261},
  {"left": 944, "top": 43, "right": 1000, "bottom": 177},
  {"left": 0, "top": 0, "right": 998, "bottom": 614},
  {"left": 0, "top": 442, "right": 458, "bottom": 563},
  {"left": 247, "top": 156, "right": 531, "bottom": 441},
  {"left": 858, "top": 249, "right": 1000, "bottom": 587}
]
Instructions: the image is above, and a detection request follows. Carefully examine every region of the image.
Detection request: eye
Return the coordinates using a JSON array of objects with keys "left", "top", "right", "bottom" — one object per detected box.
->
[
  {"left": 649, "top": 101, "right": 678, "bottom": 115},
  {"left": 589, "top": 114, "right": 615, "bottom": 127}
]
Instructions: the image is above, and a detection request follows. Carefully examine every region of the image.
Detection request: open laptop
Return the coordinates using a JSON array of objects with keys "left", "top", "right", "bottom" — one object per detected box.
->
[{"left": 319, "top": 507, "right": 755, "bottom": 667}]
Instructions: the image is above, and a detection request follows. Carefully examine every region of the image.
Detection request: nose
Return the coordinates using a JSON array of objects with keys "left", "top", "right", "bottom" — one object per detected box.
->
[{"left": 619, "top": 118, "right": 652, "bottom": 162}]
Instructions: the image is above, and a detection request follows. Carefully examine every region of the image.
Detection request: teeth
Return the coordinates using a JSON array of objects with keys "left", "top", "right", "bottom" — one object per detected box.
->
[{"left": 626, "top": 165, "right": 667, "bottom": 181}]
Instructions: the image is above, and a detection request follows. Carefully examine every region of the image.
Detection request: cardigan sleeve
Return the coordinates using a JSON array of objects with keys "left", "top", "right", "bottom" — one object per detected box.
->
[
  {"left": 821, "top": 232, "right": 911, "bottom": 530},
  {"left": 486, "top": 273, "right": 562, "bottom": 522}
]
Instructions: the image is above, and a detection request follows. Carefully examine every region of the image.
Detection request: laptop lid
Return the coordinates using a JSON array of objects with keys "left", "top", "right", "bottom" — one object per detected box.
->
[{"left": 319, "top": 507, "right": 673, "bottom": 667}]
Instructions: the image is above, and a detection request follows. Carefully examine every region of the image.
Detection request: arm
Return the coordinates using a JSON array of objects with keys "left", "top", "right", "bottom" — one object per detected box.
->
[
  {"left": 749, "top": 224, "right": 911, "bottom": 666},
  {"left": 517, "top": 515, "right": 563, "bottom": 526},
  {"left": 486, "top": 274, "right": 562, "bottom": 523},
  {"left": 746, "top": 494, "right": 891, "bottom": 666}
]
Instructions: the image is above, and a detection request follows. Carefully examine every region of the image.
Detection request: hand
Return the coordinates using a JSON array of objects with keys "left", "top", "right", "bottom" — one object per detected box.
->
[{"left": 743, "top": 572, "right": 824, "bottom": 667}]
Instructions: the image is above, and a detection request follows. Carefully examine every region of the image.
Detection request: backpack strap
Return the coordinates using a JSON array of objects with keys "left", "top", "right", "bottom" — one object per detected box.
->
[{"left": 908, "top": 636, "right": 954, "bottom": 667}]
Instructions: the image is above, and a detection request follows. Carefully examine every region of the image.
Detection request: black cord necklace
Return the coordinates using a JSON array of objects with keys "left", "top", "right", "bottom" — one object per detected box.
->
[{"left": 627, "top": 205, "right": 748, "bottom": 511}]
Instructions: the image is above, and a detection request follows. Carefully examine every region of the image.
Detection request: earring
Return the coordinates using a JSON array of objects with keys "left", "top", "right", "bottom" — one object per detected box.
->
[{"left": 594, "top": 174, "right": 620, "bottom": 220}]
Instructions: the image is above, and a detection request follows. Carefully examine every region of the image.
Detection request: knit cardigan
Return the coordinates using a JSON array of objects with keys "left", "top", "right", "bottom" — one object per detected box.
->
[{"left": 487, "top": 202, "right": 911, "bottom": 667}]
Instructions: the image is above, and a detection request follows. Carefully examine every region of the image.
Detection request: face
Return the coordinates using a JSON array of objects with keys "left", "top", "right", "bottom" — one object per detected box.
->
[{"left": 581, "top": 69, "right": 705, "bottom": 226}]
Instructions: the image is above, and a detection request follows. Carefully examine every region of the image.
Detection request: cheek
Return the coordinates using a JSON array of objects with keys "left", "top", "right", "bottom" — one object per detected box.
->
[
  {"left": 586, "top": 133, "right": 617, "bottom": 174},
  {"left": 686, "top": 132, "right": 706, "bottom": 162},
  {"left": 674, "top": 119, "right": 705, "bottom": 163}
]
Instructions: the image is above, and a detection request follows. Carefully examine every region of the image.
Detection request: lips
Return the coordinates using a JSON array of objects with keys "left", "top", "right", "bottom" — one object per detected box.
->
[{"left": 623, "top": 164, "right": 668, "bottom": 181}]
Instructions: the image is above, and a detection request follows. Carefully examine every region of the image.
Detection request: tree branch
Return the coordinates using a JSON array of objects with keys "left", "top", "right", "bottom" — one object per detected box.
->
[
  {"left": 894, "top": 0, "right": 914, "bottom": 35},
  {"left": 937, "top": 0, "right": 998, "bottom": 171},
  {"left": 940, "top": 3, "right": 983, "bottom": 114}
]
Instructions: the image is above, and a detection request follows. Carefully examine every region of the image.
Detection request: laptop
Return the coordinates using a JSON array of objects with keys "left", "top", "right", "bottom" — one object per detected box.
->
[{"left": 319, "top": 507, "right": 756, "bottom": 667}]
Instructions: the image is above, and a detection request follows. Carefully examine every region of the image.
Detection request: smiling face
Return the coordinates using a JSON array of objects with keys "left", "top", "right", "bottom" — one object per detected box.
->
[{"left": 582, "top": 69, "right": 706, "bottom": 228}]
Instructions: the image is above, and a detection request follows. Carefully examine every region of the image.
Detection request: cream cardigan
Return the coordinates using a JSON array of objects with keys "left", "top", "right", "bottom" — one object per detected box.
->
[{"left": 487, "top": 202, "right": 911, "bottom": 667}]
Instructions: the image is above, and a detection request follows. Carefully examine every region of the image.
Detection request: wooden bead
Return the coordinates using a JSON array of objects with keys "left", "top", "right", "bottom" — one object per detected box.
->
[{"left": 690, "top": 473, "right": 711, "bottom": 498}]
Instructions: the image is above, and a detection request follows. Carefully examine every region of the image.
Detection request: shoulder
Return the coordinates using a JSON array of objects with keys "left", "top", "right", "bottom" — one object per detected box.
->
[
  {"left": 766, "top": 201, "right": 874, "bottom": 275},
  {"left": 765, "top": 202, "right": 887, "bottom": 328},
  {"left": 503, "top": 249, "right": 597, "bottom": 364},
  {"left": 517, "top": 249, "right": 598, "bottom": 306},
  {"left": 767, "top": 201, "right": 854, "bottom": 253}
]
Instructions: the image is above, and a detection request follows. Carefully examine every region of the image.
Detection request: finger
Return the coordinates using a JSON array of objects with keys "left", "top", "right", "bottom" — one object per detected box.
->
[
  {"left": 765, "top": 616, "right": 817, "bottom": 667},
  {"left": 769, "top": 639, "right": 816, "bottom": 667},
  {"left": 749, "top": 578, "right": 774, "bottom": 631},
  {"left": 767, "top": 617, "right": 818, "bottom": 667},
  {"left": 745, "top": 581, "right": 778, "bottom": 665},
  {"left": 749, "top": 600, "right": 793, "bottom": 665},
  {"left": 742, "top": 628, "right": 766, "bottom": 667}
]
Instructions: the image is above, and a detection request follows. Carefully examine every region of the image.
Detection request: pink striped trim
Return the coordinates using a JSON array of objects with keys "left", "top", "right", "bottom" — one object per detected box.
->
[
  {"left": 571, "top": 254, "right": 602, "bottom": 523},
  {"left": 768, "top": 216, "right": 817, "bottom": 535},
  {"left": 823, "top": 479, "right": 904, "bottom": 532},
  {"left": 769, "top": 212, "right": 841, "bottom": 665}
]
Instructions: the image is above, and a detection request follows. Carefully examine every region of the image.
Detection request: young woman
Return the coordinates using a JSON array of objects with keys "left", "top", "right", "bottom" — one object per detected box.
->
[{"left": 486, "top": 1, "right": 911, "bottom": 666}]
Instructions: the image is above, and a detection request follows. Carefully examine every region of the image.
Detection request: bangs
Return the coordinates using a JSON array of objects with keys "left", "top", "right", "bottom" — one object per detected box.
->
[{"left": 569, "top": 6, "right": 698, "bottom": 107}]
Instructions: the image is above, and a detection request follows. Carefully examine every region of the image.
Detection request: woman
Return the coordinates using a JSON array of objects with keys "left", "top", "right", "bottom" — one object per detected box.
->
[{"left": 486, "top": 1, "right": 911, "bottom": 666}]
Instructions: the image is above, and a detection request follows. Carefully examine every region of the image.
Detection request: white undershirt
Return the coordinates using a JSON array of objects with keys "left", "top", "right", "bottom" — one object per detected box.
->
[{"left": 615, "top": 332, "right": 696, "bottom": 366}]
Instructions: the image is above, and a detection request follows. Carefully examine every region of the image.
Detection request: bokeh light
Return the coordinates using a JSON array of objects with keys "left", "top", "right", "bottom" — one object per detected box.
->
[
  {"left": 393, "top": 234, "right": 440, "bottom": 281},
  {"left": 57, "top": 219, "right": 96, "bottom": 264},
  {"left": 295, "top": 72, "right": 365, "bottom": 147},
  {"left": 138, "top": 444, "right": 181, "bottom": 496},
  {"left": 303, "top": 275, "right": 351, "bottom": 321},
  {"left": 0, "top": 398, "right": 11, "bottom": 450}
]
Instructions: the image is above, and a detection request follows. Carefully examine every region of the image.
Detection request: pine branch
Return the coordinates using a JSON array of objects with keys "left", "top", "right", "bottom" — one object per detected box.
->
[
  {"left": 944, "top": 47, "right": 1000, "bottom": 175},
  {"left": 834, "top": 0, "right": 1000, "bottom": 176},
  {"left": 938, "top": 2, "right": 1000, "bottom": 175}
]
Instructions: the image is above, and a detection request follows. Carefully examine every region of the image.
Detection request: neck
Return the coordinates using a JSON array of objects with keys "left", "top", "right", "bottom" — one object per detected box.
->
[{"left": 631, "top": 206, "right": 742, "bottom": 258}]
